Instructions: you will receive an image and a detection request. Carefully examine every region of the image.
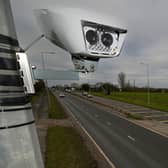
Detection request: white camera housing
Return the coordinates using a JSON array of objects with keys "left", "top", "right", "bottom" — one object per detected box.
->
[{"left": 35, "top": 7, "right": 127, "bottom": 72}]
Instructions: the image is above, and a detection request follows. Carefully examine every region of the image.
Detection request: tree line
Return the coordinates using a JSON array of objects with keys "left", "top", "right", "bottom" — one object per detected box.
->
[{"left": 33, "top": 73, "right": 168, "bottom": 95}]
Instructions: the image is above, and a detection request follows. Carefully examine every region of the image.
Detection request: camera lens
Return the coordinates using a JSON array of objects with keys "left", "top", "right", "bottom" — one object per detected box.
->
[
  {"left": 86, "top": 30, "right": 98, "bottom": 45},
  {"left": 101, "top": 33, "right": 113, "bottom": 47}
]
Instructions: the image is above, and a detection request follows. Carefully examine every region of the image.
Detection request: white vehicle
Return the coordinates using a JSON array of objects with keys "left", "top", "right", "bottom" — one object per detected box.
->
[
  {"left": 87, "top": 94, "right": 92, "bottom": 98},
  {"left": 65, "top": 89, "right": 71, "bottom": 93},
  {"left": 82, "top": 91, "right": 88, "bottom": 96},
  {"left": 35, "top": 7, "right": 127, "bottom": 72},
  {"left": 59, "top": 93, "right": 65, "bottom": 98}
]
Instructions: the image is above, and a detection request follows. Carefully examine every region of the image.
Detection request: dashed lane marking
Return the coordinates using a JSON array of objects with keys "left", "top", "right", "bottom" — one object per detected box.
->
[{"left": 128, "top": 135, "right": 135, "bottom": 141}]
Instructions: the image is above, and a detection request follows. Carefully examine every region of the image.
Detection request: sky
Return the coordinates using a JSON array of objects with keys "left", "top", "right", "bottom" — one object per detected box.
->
[{"left": 10, "top": 0, "right": 168, "bottom": 88}]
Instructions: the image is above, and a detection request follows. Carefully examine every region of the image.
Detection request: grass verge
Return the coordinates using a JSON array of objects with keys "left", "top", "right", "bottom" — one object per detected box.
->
[
  {"left": 48, "top": 91, "right": 66, "bottom": 119},
  {"left": 92, "top": 92, "right": 168, "bottom": 112},
  {"left": 30, "top": 90, "right": 44, "bottom": 104},
  {"left": 125, "top": 112, "right": 144, "bottom": 120},
  {"left": 46, "top": 126, "right": 97, "bottom": 168}
]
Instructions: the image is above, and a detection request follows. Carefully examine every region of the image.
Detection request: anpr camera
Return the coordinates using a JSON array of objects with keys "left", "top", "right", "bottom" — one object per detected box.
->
[{"left": 35, "top": 7, "right": 127, "bottom": 72}]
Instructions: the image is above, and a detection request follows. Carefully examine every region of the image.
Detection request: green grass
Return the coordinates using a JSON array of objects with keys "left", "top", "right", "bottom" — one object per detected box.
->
[
  {"left": 92, "top": 92, "right": 168, "bottom": 112},
  {"left": 125, "top": 112, "right": 144, "bottom": 120},
  {"left": 46, "top": 126, "right": 97, "bottom": 168},
  {"left": 30, "top": 90, "right": 44, "bottom": 104},
  {"left": 48, "top": 92, "right": 67, "bottom": 119}
]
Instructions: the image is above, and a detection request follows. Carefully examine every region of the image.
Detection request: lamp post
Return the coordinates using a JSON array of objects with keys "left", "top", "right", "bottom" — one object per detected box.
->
[
  {"left": 140, "top": 62, "right": 150, "bottom": 105},
  {"left": 31, "top": 65, "right": 37, "bottom": 84},
  {"left": 41, "top": 52, "right": 56, "bottom": 107}
]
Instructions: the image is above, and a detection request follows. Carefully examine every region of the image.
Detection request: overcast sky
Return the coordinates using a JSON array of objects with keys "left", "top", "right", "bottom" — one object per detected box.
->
[{"left": 10, "top": 0, "right": 168, "bottom": 88}]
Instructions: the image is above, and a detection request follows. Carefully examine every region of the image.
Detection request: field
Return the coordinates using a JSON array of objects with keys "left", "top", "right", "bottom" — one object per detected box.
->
[
  {"left": 46, "top": 126, "right": 96, "bottom": 168},
  {"left": 92, "top": 92, "right": 168, "bottom": 112}
]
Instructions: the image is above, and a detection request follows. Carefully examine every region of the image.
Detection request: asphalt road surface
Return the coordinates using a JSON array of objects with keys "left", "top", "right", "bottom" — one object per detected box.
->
[{"left": 58, "top": 93, "right": 168, "bottom": 168}]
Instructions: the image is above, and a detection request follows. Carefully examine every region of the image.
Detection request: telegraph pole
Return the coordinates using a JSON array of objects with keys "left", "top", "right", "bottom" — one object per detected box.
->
[{"left": 0, "top": 1, "right": 44, "bottom": 167}]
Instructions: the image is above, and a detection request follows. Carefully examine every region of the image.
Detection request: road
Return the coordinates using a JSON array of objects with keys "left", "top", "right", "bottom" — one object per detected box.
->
[{"left": 58, "top": 93, "right": 168, "bottom": 168}]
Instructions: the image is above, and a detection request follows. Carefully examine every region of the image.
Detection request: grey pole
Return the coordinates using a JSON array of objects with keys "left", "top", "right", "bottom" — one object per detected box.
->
[
  {"left": 31, "top": 65, "right": 37, "bottom": 84},
  {"left": 133, "top": 79, "right": 136, "bottom": 89},
  {"left": 146, "top": 64, "right": 150, "bottom": 105},
  {"left": 41, "top": 52, "right": 56, "bottom": 108},
  {"left": 0, "top": 1, "right": 44, "bottom": 167},
  {"left": 41, "top": 52, "right": 50, "bottom": 108},
  {"left": 140, "top": 62, "right": 150, "bottom": 105}
]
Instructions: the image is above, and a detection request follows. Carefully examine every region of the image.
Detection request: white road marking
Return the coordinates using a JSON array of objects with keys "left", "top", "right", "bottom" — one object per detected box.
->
[
  {"left": 128, "top": 135, "right": 135, "bottom": 141},
  {"left": 63, "top": 102, "right": 116, "bottom": 168}
]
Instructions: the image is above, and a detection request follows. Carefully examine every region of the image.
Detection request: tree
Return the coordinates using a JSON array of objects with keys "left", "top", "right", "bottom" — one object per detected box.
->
[
  {"left": 102, "top": 83, "right": 111, "bottom": 95},
  {"left": 81, "top": 83, "right": 90, "bottom": 92},
  {"left": 118, "top": 72, "right": 126, "bottom": 91},
  {"left": 71, "top": 83, "right": 80, "bottom": 90},
  {"left": 34, "top": 80, "right": 45, "bottom": 93}
]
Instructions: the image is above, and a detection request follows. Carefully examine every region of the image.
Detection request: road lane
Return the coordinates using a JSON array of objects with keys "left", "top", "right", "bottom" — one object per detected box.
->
[{"left": 58, "top": 94, "right": 168, "bottom": 168}]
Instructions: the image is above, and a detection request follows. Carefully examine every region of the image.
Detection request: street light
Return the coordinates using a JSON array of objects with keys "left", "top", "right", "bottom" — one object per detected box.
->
[
  {"left": 140, "top": 62, "right": 150, "bottom": 105},
  {"left": 41, "top": 52, "right": 57, "bottom": 107},
  {"left": 31, "top": 65, "right": 36, "bottom": 84}
]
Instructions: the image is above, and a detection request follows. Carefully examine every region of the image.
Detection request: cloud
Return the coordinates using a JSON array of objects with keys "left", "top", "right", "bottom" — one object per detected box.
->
[{"left": 10, "top": 0, "right": 168, "bottom": 87}]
